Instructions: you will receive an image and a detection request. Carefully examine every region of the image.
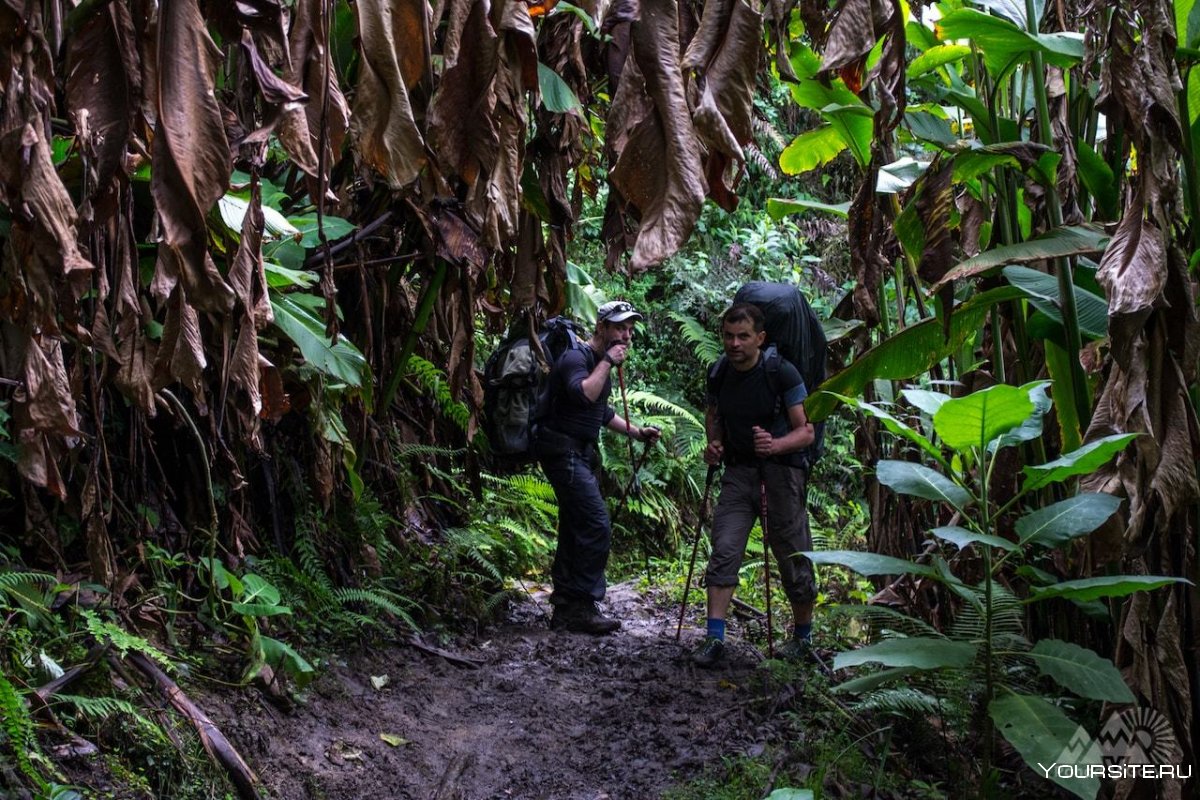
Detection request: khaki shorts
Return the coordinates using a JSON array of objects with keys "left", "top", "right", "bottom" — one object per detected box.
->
[{"left": 704, "top": 462, "right": 816, "bottom": 604}]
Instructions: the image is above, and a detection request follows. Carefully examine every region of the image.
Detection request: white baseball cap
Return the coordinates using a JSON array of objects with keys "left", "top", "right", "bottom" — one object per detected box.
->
[{"left": 597, "top": 300, "right": 644, "bottom": 324}]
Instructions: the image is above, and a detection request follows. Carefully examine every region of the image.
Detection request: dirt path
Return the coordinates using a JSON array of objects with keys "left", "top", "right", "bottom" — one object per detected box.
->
[{"left": 207, "top": 582, "right": 789, "bottom": 800}]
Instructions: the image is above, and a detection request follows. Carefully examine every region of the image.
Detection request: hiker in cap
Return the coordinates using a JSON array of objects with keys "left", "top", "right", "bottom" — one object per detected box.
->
[
  {"left": 693, "top": 302, "right": 817, "bottom": 667},
  {"left": 533, "top": 300, "right": 661, "bottom": 634}
]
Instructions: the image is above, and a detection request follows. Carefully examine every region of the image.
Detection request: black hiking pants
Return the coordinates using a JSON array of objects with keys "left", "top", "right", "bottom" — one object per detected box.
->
[{"left": 535, "top": 430, "right": 610, "bottom": 606}]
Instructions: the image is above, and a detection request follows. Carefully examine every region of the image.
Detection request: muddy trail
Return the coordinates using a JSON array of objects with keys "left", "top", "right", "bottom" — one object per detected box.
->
[{"left": 204, "top": 582, "right": 808, "bottom": 800}]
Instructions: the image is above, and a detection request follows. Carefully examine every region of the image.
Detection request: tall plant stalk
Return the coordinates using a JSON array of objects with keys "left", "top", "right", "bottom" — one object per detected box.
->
[{"left": 1025, "top": 0, "right": 1089, "bottom": 428}]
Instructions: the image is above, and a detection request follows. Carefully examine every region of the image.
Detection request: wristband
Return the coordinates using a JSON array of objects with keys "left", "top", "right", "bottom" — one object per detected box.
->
[
  {"left": 630, "top": 427, "right": 640, "bottom": 440},
  {"left": 603, "top": 353, "right": 616, "bottom": 366}
]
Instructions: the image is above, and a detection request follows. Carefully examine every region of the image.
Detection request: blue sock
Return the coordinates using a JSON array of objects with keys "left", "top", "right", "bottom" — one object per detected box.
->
[
  {"left": 706, "top": 618, "right": 726, "bottom": 641},
  {"left": 795, "top": 622, "right": 812, "bottom": 642}
]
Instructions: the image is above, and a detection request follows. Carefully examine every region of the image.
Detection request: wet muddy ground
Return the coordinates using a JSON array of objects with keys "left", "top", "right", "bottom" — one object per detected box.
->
[{"left": 205, "top": 582, "right": 797, "bottom": 800}]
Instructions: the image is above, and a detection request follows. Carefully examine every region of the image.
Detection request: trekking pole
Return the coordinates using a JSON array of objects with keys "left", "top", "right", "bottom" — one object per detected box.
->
[
  {"left": 676, "top": 464, "right": 719, "bottom": 641},
  {"left": 759, "top": 473, "right": 775, "bottom": 659},
  {"left": 613, "top": 438, "right": 653, "bottom": 512},
  {"left": 617, "top": 364, "right": 654, "bottom": 581}
]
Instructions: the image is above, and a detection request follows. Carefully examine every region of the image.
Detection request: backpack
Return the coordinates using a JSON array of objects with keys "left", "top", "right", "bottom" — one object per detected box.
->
[
  {"left": 709, "top": 281, "right": 828, "bottom": 468},
  {"left": 482, "top": 316, "right": 589, "bottom": 463}
]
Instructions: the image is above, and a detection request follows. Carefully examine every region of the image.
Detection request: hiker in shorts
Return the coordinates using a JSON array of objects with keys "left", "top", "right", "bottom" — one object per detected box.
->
[
  {"left": 534, "top": 300, "right": 661, "bottom": 634},
  {"left": 693, "top": 302, "right": 817, "bottom": 667}
]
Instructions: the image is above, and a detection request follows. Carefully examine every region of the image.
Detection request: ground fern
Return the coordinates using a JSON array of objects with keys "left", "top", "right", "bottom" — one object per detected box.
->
[
  {"left": 853, "top": 687, "right": 944, "bottom": 718},
  {"left": 81, "top": 611, "right": 173, "bottom": 670},
  {"left": 0, "top": 671, "right": 43, "bottom": 788},
  {"left": 55, "top": 694, "right": 169, "bottom": 745},
  {"left": 332, "top": 588, "right": 420, "bottom": 632},
  {"left": 405, "top": 356, "right": 470, "bottom": 433}
]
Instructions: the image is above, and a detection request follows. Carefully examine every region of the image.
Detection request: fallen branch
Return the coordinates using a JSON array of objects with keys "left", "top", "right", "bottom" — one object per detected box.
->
[
  {"left": 731, "top": 597, "right": 766, "bottom": 618},
  {"left": 124, "top": 652, "right": 261, "bottom": 800},
  {"left": 406, "top": 636, "right": 485, "bottom": 670},
  {"left": 24, "top": 647, "right": 105, "bottom": 764},
  {"left": 34, "top": 644, "right": 107, "bottom": 705}
]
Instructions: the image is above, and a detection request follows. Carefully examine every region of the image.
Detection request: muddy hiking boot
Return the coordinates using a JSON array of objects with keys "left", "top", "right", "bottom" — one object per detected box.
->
[
  {"left": 692, "top": 636, "right": 725, "bottom": 668},
  {"left": 775, "top": 636, "right": 812, "bottom": 662},
  {"left": 550, "top": 602, "right": 621, "bottom": 635}
]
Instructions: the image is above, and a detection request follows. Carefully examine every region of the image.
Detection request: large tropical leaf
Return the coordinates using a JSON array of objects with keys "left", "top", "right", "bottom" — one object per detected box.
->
[
  {"left": 1026, "top": 639, "right": 1134, "bottom": 703},
  {"left": 779, "top": 125, "right": 847, "bottom": 175},
  {"left": 876, "top": 460, "right": 972, "bottom": 510},
  {"left": 805, "top": 286, "right": 1024, "bottom": 421},
  {"left": 930, "top": 525, "right": 1017, "bottom": 552},
  {"left": 829, "top": 394, "right": 944, "bottom": 466},
  {"left": 1022, "top": 434, "right": 1139, "bottom": 493},
  {"left": 933, "top": 225, "right": 1109, "bottom": 289},
  {"left": 833, "top": 638, "right": 976, "bottom": 670},
  {"left": 270, "top": 295, "right": 371, "bottom": 393},
  {"left": 1014, "top": 494, "right": 1123, "bottom": 548},
  {"left": 1027, "top": 576, "right": 1191, "bottom": 604},
  {"left": 933, "top": 383, "right": 1034, "bottom": 451},
  {"left": 766, "top": 197, "right": 851, "bottom": 219},
  {"left": 989, "top": 381, "right": 1052, "bottom": 452},
  {"left": 537, "top": 62, "right": 581, "bottom": 113},
  {"left": 803, "top": 550, "right": 936, "bottom": 578},
  {"left": 936, "top": 9, "right": 1085, "bottom": 77},
  {"left": 1002, "top": 265, "right": 1109, "bottom": 340},
  {"left": 151, "top": 0, "right": 234, "bottom": 312},
  {"left": 608, "top": 0, "right": 705, "bottom": 270},
  {"left": 989, "top": 690, "right": 1099, "bottom": 800},
  {"left": 907, "top": 44, "right": 972, "bottom": 79}
]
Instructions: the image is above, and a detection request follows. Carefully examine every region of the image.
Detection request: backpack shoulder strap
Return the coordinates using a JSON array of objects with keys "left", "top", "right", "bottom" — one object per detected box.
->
[
  {"left": 761, "top": 345, "right": 783, "bottom": 406},
  {"left": 707, "top": 355, "right": 730, "bottom": 393}
]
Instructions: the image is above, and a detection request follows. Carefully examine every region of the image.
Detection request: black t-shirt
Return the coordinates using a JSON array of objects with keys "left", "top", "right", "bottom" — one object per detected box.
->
[
  {"left": 707, "top": 353, "right": 807, "bottom": 462},
  {"left": 544, "top": 346, "right": 615, "bottom": 441}
]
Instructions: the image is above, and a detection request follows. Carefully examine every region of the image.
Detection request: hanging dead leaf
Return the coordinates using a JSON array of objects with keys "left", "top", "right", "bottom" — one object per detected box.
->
[
  {"left": 682, "top": 0, "right": 762, "bottom": 212},
  {"left": 351, "top": 0, "right": 428, "bottom": 188},
  {"left": 66, "top": 3, "right": 140, "bottom": 190},
  {"left": 608, "top": 0, "right": 705, "bottom": 271},
  {"left": 151, "top": 0, "right": 234, "bottom": 312}
]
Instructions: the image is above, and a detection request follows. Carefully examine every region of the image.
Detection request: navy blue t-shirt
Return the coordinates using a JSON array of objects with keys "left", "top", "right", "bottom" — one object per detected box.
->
[
  {"left": 707, "top": 353, "right": 807, "bottom": 462},
  {"left": 544, "top": 346, "right": 616, "bottom": 441}
]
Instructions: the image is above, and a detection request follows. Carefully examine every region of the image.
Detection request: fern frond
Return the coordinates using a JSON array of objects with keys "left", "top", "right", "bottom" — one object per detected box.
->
[
  {"left": 339, "top": 611, "right": 380, "bottom": 630},
  {"left": 667, "top": 312, "right": 722, "bottom": 366},
  {"left": 752, "top": 114, "right": 787, "bottom": 150},
  {"left": 294, "top": 524, "right": 337, "bottom": 599},
  {"left": 744, "top": 142, "right": 780, "bottom": 180},
  {"left": 0, "top": 672, "right": 41, "bottom": 785},
  {"left": 949, "top": 582, "right": 1024, "bottom": 641},
  {"left": 483, "top": 472, "right": 556, "bottom": 501},
  {"left": 483, "top": 589, "right": 512, "bottom": 616},
  {"left": 81, "top": 611, "right": 173, "bottom": 670},
  {"left": 444, "top": 530, "right": 505, "bottom": 584},
  {"left": 394, "top": 442, "right": 467, "bottom": 460},
  {"left": 55, "top": 694, "right": 170, "bottom": 745},
  {"left": 333, "top": 587, "right": 420, "bottom": 632},
  {"left": 406, "top": 356, "right": 471, "bottom": 433},
  {"left": 825, "top": 604, "right": 941, "bottom": 638},
  {"left": 624, "top": 390, "right": 704, "bottom": 429},
  {"left": 852, "top": 687, "right": 945, "bottom": 718},
  {"left": 0, "top": 571, "right": 57, "bottom": 590}
]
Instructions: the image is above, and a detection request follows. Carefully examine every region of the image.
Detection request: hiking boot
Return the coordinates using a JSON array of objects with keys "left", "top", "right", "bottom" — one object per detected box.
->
[
  {"left": 692, "top": 636, "right": 726, "bottom": 668},
  {"left": 552, "top": 602, "right": 620, "bottom": 635},
  {"left": 775, "top": 636, "right": 812, "bottom": 662}
]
